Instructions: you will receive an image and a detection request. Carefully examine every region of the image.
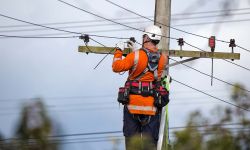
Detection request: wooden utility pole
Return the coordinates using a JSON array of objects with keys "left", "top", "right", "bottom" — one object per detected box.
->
[{"left": 154, "top": 0, "right": 171, "bottom": 149}]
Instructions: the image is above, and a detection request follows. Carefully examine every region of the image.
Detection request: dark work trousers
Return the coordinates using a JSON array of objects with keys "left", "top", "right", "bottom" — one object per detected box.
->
[{"left": 123, "top": 106, "right": 161, "bottom": 150}]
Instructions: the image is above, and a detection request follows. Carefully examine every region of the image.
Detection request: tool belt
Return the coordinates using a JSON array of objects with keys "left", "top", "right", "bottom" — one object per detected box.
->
[
  {"left": 125, "top": 81, "right": 155, "bottom": 97},
  {"left": 117, "top": 81, "right": 169, "bottom": 108},
  {"left": 154, "top": 85, "right": 169, "bottom": 108}
]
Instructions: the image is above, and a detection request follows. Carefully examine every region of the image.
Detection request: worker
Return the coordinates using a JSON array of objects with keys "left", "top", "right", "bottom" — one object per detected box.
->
[{"left": 112, "top": 25, "right": 169, "bottom": 150}]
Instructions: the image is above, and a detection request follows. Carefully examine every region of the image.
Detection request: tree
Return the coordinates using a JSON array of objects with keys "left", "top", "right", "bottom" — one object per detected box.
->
[
  {"left": 172, "top": 84, "right": 250, "bottom": 150},
  {"left": 13, "top": 98, "right": 58, "bottom": 150}
]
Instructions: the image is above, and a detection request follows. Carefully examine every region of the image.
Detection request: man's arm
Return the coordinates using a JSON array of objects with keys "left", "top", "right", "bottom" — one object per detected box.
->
[{"left": 112, "top": 48, "right": 134, "bottom": 73}]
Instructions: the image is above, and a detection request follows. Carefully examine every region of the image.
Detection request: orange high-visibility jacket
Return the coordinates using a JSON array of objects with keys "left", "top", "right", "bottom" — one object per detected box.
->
[{"left": 112, "top": 48, "right": 167, "bottom": 115}]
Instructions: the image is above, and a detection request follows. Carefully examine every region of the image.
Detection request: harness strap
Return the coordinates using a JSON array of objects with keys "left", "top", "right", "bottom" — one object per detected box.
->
[
  {"left": 154, "top": 69, "right": 158, "bottom": 80},
  {"left": 134, "top": 68, "right": 149, "bottom": 81},
  {"left": 128, "top": 48, "right": 161, "bottom": 81},
  {"left": 128, "top": 50, "right": 139, "bottom": 79}
]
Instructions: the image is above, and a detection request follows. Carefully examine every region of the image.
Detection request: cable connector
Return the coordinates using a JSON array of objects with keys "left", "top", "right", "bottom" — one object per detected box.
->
[
  {"left": 129, "top": 37, "right": 136, "bottom": 43},
  {"left": 229, "top": 39, "right": 236, "bottom": 61},
  {"left": 178, "top": 38, "right": 184, "bottom": 58},
  {"left": 80, "top": 34, "right": 91, "bottom": 55},
  {"left": 79, "top": 34, "right": 90, "bottom": 43},
  {"left": 178, "top": 38, "right": 184, "bottom": 47},
  {"left": 208, "top": 36, "right": 215, "bottom": 86},
  {"left": 209, "top": 36, "right": 216, "bottom": 52}
]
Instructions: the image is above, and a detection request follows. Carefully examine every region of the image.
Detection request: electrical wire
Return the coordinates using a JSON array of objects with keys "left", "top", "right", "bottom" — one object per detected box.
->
[
  {"left": 0, "top": 122, "right": 248, "bottom": 141},
  {"left": 57, "top": 0, "right": 178, "bottom": 41},
  {"left": 184, "top": 41, "right": 250, "bottom": 72},
  {"left": 104, "top": 0, "right": 220, "bottom": 41},
  {"left": 172, "top": 12, "right": 250, "bottom": 20},
  {"left": 105, "top": 0, "right": 250, "bottom": 52},
  {"left": 1, "top": 1, "right": 250, "bottom": 54},
  {"left": 2, "top": 7, "right": 250, "bottom": 29},
  {"left": 174, "top": 18, "right": 250, "bottom": 27},
  {"left": 172, "top": 78, "right": 250, "bottom": 112},
  {"left": 0, "top": 20, "right": 149, "bottom": 33},
  {"left": 2, "top": 18, "right": 250, "bottom": 35},
  {"left": 0, "top": 34, "right": 78, "bottom": 39},
  {"left": 2, "top": 19, "right": 250, "bottom": 40},
  {"left": 169, "top": 58, "right": 250, "bottom": 93},
  {"left": 172, "top": 7, "right": 250, "bottom": 16},
  {"left": 0, "top": 13, "right": 80, "bottom": 35},
  {"left": 0, "top": 130, "right": 122, "bottom": 142},
  {"left": 89, "top": 37, "right": 117, "bottom": 69},
  {"left": 0, "top": 13, "right": 130, "bottom": 40}
]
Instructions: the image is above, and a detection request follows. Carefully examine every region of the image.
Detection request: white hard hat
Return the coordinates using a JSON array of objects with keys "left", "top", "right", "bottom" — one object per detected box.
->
[{"left": 143, "top": 25, "right": 162, "bottom": 41}]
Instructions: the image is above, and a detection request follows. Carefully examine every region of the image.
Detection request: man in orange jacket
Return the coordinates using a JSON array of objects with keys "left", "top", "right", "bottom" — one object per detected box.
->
[{"left": 112, "top": 25, "right": 169, "bottom": 150}]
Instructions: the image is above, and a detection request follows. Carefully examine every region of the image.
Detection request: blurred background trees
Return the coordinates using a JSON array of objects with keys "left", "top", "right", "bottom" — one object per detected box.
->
[
  {"left": 0, "top": 85, "right": 249, "bottom": 150},
  {"left": 0, "top": 98, "right": 58, "bottom": 150},
  {"left": 172, "top": 83, "right": 250, "bottom": 150}
]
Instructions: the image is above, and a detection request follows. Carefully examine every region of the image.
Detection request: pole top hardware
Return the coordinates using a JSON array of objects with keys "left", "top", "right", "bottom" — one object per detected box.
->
[
  {"left": 79, "top": 34, "right": 90, "bottom": 44},
  {"left": 177, "top": 38, "right": 184, "bottom": 47},
  {"left": 229, "top": 39, "right": 236, "bottom": 48},
  {"left": 129, "top": 37, "right": 136, "bottom": 43},
  {"left": 229, "top": 39, "right": 236, "bottom": 61},
  {"left": 178, "top": 38, "right": 184, "bottom": 58},
  {"left": 209, "top": 36, "right": 216, "bottom": 52}
]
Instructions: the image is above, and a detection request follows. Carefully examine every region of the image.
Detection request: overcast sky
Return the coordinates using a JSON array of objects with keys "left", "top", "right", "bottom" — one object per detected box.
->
[{"left": 0, "top": 0, "right": 250, "bottom": 149}]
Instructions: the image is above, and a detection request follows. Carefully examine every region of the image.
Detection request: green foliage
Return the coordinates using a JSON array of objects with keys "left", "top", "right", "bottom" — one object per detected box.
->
[
  {"left": 2, "top": 98, "right": 58, "bottom": 150},
  {"left": 126, "top": 134, "right": 156, "bottom": 150},
  {"left": 172, "top": 83, "right": 250, "bottom": 150}
]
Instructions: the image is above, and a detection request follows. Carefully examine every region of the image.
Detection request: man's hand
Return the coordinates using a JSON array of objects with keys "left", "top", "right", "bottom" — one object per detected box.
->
[
  {"left": 127, "top": 39, "right": 136, "bottom": 51},
  {"left": 116, "top": 41, "right": 125, "bottom": 51}
]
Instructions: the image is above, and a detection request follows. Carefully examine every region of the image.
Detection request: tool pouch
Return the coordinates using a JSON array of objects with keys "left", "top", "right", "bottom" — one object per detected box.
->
[
  {"left": 117, "top": 87, "right": 129, "bottom": 105},
  {"left": 154, "top": 86, "right": 169, "bottom": 108}
]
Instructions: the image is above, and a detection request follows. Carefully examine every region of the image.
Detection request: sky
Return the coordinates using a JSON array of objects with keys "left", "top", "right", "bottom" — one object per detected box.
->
[{"left": 0, "top": 0, "right": 250, "bottom": 149}]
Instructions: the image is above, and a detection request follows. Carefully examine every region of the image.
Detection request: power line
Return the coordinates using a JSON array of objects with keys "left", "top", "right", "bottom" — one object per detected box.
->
[
  {"left": 1, "top": 122, "right": 248, "bottom": 142},
  {"left": 184, "top": 41, "right": 250, "bottom": 72},
  {"left": 172, "top": 12, "right": 250, "bottom": 21},
  {"left": 174, "top": 18, "right": 250, "bottom": 27},
  {"left": 2, "top": 7, "right": 250, "bottom": 29},
  {"left": 0, "top": 98, "right": 231, "bottom": 114},
  {"left": 169, "top": 57, "right": 250, "bottom": 93},
  {"left": 0, "top": 34, "right": 78, "bottom": 39},
  {"left": 0, "top": 20, "right": 149, "bottom": 33},
  {"left": 1, "top": 1, "right": 249, "bottom": 54},
  {"left": 105, "top": 0, "right": 250, "bottom": 53},
  {"left": 57, "top": 0, "right": 178, "bottom": 41},
  {"left": 0, "top": 89, "right": 229, "bottom": 102},
  {"left": 104, "top": 0, "right": 221, "bottom": 41},
  {"left": 0, "top": 17, "right": 147, "bottom": 29},
  {"left": 2, "top": 18, "right": 250, "bottom": 35},
  {"left": 1, "top": 131, "right": 122, "bottom": 142},
  {"left": 172, "top": 78, "right": 250, "bottom": 112},
  {"left": 172, "top": 7, "right": 250, "bottom": 16},
  {"left": 2, "top": 12, "right": 250, "bottom": 33},
  {"left": 0, "top": 14, "right": 131, "bottom": 40},
  {"left": 0, "top": 14, "right": 80, "bottom": 35},
  {"left": 2, "top": 18, "right": 250, "bottom": 40}
]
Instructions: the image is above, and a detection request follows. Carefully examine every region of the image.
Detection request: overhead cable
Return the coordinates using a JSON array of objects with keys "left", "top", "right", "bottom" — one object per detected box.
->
[
  {"left": 0, "top": 34, "right": 78, "bottom": 39},
  {"left": 184, "top": 41, "right": 250, "bottom": 72},
  {"left": 169, "top": 58, "right": 250, "bottom": 93},
  {"left": 172, "top": 78, "right": 250, "bottom": 112},
  {"left": 105, "top": 0, "right": 250, "bottom": 53},
  {"left": 57, "top": 0, "right": 178, "bottom": 41}
]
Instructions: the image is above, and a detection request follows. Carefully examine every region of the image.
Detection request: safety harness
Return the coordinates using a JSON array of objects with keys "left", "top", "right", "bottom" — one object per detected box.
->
[
  {"left": 117, "top": 48, "right": 169, "bottom": 125},
  {"left": 128, "top": 48, "right": 161, "bottom": 81}
]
